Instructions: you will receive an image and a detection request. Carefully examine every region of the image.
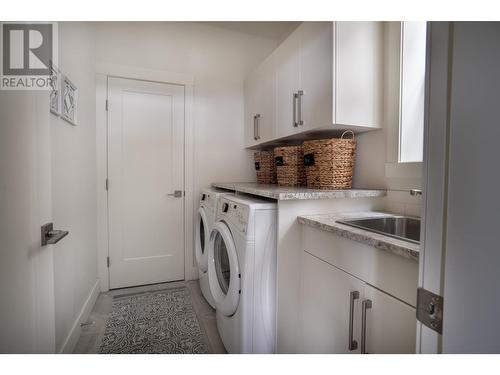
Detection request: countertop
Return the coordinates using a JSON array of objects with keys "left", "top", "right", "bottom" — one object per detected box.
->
[
  {"left": 297, "top": 212, "right": 420, "bottom": 261},
  {"left": 211, "top": 182, "right": 386, "bottom": 201}
]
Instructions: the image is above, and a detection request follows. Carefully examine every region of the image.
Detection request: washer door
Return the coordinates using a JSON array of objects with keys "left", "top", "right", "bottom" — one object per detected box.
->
[
  {"left": 208, "top": 221, "right": 240, "bottom": 316},
  {"left": 195, "top": 207, "right": 210, "bottom": 272}
]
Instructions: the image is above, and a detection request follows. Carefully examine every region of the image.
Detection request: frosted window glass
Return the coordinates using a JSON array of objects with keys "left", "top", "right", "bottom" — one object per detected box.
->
[{"left": 399, "top": 22, "right": 427, "bottom": 163}]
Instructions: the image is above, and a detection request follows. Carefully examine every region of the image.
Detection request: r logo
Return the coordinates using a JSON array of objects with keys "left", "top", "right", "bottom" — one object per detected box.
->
[{"left": 2, "top": 23, "right": 53, "bottom": 75}]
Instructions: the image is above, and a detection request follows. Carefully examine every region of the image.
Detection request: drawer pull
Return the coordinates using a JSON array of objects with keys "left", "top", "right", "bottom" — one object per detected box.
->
[
  {"left": 361, "top": 299, "right": 372, "bottom": 354},
  {"left": 348, "top": 291, "right": 360, "bottom": 351}
]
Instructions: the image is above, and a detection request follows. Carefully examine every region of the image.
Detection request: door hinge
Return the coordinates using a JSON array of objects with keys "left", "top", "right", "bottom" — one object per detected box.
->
[
  {"left": 105, "top": 99, "right": 109, "bottom": 111},
  {"left": 105, "top": 178, "right": 109, "bottom": 191},
  {"left": 107, "top": 256, "right": 110, "bottom": 268},
  {"left": 416, "top": 287, "right": 443, "bottom": 334}
]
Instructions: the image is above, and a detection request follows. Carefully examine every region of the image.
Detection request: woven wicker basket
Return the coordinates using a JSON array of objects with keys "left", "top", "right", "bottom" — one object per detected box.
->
[
  {"left": 274, "top": 145, "right": 307, "bottom": 187},
  {"left": 302, "top": 131, "right": 356, "bottom": 189},
  {"left": 254, "top": 151, "right": 277, "bottom": 184}
]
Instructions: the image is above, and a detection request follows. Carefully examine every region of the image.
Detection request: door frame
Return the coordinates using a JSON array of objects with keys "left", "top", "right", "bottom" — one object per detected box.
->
[
  {"left": 416, "top": 22, "right": 452, "bottom": 353},
  {"left": 95, "top": 64, "right": 196, "bottom": 292}
]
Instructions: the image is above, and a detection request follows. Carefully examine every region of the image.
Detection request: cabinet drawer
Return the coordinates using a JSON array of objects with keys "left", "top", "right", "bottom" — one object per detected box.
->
[{"left": 302, "top": 225, "right": 418, "bottom": 306}]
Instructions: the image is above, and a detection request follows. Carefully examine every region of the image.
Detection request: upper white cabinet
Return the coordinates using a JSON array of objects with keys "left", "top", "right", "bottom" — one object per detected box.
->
[
  {"left": 275, "top": 28, "right": 301, "bottom": 138},
  {"left": 299, "top": 22, "right": 334, "bottom": 134},
  {"left": 335, "top": 22, "right": 383, "bottom": 130},
  {"left": 244, "top": 21, "right": 383, "bottom": 148},
  {"left": 245, "top": 54, "right": 276, "bottom": 147}
]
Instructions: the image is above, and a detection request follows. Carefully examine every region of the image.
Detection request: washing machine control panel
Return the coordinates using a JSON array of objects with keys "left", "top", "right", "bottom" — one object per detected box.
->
[
  {"left": 217, "top": 198, "right": 249, "bottom": 234},
  {"left": 200, "top": 191, "right": 218, "bottom": 210}
]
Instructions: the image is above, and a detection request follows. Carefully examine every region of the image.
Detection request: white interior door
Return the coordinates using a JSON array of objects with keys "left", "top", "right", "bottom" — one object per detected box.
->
[
  {"left": 420, "top": 22, "right": 500, "bottom": 353},
  {"left": 107, "top": 77, "right": 185, "bottom": 289},
  {"left": 441, "top": 22, "right": 500, "bottom": 353},
  {"left": 0, "top": 91, "right": 56, "bottom": 353}
]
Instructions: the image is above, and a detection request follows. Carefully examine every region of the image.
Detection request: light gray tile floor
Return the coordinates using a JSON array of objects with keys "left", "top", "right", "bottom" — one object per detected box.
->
[{"left": 73, "top": 280, "right": 226, "bottom": 354}]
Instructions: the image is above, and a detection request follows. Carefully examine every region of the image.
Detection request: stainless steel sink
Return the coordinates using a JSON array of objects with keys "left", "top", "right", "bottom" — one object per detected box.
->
[{"left": 337, "top": 216, "right": 421, "bottom": 244}]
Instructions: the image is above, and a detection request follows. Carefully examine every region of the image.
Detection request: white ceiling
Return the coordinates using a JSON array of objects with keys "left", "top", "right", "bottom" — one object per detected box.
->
[{"left": 200, "top": 22, "right": 301, "bottom": 41}]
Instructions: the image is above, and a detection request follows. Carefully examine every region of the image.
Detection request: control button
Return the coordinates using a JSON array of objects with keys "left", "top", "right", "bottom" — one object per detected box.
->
[
  {"left": 222, "top": 203, "right": 229, "bottom": 213},
  {"left": 201, "top": 194, "right": 206, "bottom": 201}
]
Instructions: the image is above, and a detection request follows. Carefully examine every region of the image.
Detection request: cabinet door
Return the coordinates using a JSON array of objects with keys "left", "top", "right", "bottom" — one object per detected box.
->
[
  {"left": 300, "top": 251, "right": 364, "bottom": 353},
  {"left": 335, "top": 22, "right": 383, "bottom": 128},
  {"left": 244, "top": 71, "right": 259, "bottom": 147},
  {"left": 362, "top": 284, "right": 416, "bottom": 354},
  {"left": 275, "top": 27, "right": 301, "bottom": 138},
  {"left": 298, "top": 22, "right": 333, "bottom": 131},
  {"left": 253, "top": 55, "right": 276, "bottom": 143}
]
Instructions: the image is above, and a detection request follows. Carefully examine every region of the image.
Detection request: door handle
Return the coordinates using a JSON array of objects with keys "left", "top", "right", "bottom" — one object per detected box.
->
[
  {"left": 41, "top": 223, "right": 69, "bottom": 246},
  {"left": 348, "top": 291, "right": 359, "bottom": 351},
  {"left": 254, "top": 114, "right": 261, "bottom": 140},
  {"left": 361, "top": 299, "right": 372, "bottom": 354},
  {"left": 298, "top": 90, "right": 304, "bottom": 126},
  {"left": 292, "top": 92, "right": 298, "bottom": 127},
  {"left": 167, "top": 190, "right": 183, "bottom": 198}
]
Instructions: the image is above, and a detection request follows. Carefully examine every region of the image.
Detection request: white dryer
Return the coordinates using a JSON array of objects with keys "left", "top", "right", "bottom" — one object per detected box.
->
[
  {"left": 208, "top": 194, "right": 277, "bottom": 353},
  {"left": 195, "top": 187, "right": 233, "bottom": 308}
]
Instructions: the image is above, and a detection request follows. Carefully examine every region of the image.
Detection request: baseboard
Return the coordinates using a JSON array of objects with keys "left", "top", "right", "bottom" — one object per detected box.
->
[
  {"left": 58, "top": 279, "right": 100, "bottom": 354},
  {"left": 186, "top": 266, "right": 199, "bottom": 281}
]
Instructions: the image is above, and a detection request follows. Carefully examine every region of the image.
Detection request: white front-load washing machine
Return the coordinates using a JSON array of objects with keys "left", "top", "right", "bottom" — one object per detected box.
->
[
  {"left": 208, "top": 194, "right": 277, "bottom": 353},
  {"left": 195, "top": 187, "right": 233, "bottom": 308}
]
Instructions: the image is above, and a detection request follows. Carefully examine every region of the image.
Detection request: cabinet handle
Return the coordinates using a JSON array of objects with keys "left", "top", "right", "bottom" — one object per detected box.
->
[
  {"left": 348, "top": 291, "right": 360, "bottom": 351},
  {"left": 298, "top": 90, "right": 304, "bottom": 126},
  {"left": 254, "top": 114, "right": 261, "bottom": 140},
  {"left": 253, "top": 115, "right": 256, "bottom": 140},
  {"left": 361, "top": 299, "right": 372, "bottom": 354},
  {"left": 292, "top": 92, "right": 298, "bottom": 127}
]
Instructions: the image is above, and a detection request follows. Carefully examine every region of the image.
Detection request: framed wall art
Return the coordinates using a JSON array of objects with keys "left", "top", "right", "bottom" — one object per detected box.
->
[
  {"left": 61, "top": 75, "right": 78, "bottom": 125},
  {"left": 49, "top": 62, "right": 61, "bottom": 116}
]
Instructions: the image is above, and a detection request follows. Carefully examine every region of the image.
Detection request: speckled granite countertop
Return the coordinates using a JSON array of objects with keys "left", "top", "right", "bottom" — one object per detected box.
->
[
  {"left": 211, "top": 182, "right": 386, "bottom": 201},
  {"left": 297, "top": 212, "right": 420, "bottom": 261}
]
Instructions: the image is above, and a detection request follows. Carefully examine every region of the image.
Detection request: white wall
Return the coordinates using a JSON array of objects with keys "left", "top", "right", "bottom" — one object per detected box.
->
[
  {"left": 353, "top": 22, "right": 423, "bottom": 216},
  {"left": 93, "top": 22, "right": 278, "bottom": 192},
  {"left": 93, "top": 22, "right": 278, "bottom": 280},
  {"left": 50, "top": 22, "right": 98, "bottom": 353}
]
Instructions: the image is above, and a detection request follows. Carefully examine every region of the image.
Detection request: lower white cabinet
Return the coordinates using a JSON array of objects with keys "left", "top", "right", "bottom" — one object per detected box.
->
[
  {"left": 300, "top": 252, "right": 363, "bottom": 353},
  {"left": 300, "top": 251, "right": 416, "bottom": 354},
  {"left": 363, "top": 283, "right": 416, "bottom": 354}
]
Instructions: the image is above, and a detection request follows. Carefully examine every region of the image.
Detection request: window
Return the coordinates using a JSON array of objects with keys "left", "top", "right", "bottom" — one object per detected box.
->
[{"left": 399, "top": 21, "right": 427, "bottom": 163}]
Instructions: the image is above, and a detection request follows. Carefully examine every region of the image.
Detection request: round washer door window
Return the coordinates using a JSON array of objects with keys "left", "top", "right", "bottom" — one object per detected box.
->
[
  {"left": 214, "top": 231, "right": 230, "bottom": 294},
  {"left": 208, "top": 221, "right": 240, "bottom": 316},
  {"left": 195, "top": 207, "right": 210, "bottom": 272}
]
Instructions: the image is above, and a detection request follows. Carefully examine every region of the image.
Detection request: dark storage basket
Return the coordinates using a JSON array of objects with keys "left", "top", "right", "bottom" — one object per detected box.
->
[
  {"left": 302, "top": 131, "right": 356, "bottom": 189},
  {"left": 254, "top": 151, "right": 277, "bottom": 184},
  {"left": 274, "top": 145, "right": 307, "bottom": 187}
]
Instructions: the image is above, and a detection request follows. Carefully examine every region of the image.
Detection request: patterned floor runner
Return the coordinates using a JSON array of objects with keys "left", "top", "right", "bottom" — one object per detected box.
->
[{"left": 99, "top": 287, "right": 208, "bottom": 354}]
